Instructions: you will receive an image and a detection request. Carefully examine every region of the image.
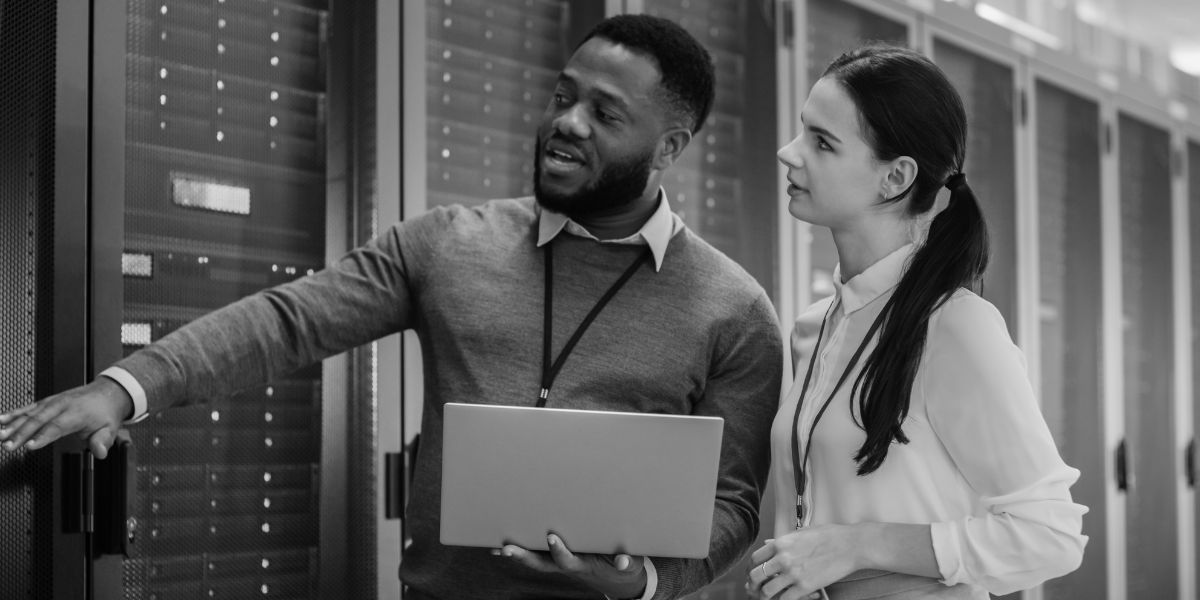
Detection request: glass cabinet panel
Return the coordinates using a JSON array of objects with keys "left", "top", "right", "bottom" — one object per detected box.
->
[
  {"left": 121, "top": 1, "right": 331, "bottom": 598},
  {"left": 1034, "top": 80, "right": 1105, "bottom": 600},
  {"left": 804, "top": 0, "right": 907, "bottom": 301},
  {"left": 424, "top": 0, "right": 579, "bottom": 209},
  {"left": 933, "top": 39, "right": 1018, "bottom": 336},
  {"left": 1119, "top": 112, "right": 1176, "bottom": 599},
  {"left": 645, "top": 0, "right": 779, "bottom": 298}
]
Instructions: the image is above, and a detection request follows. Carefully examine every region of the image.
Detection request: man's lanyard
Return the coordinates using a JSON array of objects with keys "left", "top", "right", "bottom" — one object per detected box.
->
[
  {"left": 790, "top": 299, "right": 888, "bottom": 528},
  {"left": 537, "top": 240, "right": 653, "bottom": 407}
]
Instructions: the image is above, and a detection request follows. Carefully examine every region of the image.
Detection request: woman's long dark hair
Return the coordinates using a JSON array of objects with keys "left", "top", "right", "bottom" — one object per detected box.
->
[{"left": 823, "top": 45, "right": 990, "bottom": 475}]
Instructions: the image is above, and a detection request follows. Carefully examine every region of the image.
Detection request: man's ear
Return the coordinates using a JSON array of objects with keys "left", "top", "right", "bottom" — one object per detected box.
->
[
  {"left": 653, "top": 128, "right": 693, "bottom": 170},
  {"left": 881, "top": 155, "right": 918, "bottom": 200}
]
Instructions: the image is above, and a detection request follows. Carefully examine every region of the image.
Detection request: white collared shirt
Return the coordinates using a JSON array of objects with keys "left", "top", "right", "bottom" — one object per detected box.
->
[
  {"left": 770, "top": 244, "right": 1087, "bottom": 595},
  {"left": 537, "top": 187, "right": 683, "bottom": 272}
]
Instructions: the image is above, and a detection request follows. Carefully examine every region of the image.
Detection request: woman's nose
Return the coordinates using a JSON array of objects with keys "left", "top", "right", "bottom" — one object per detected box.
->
[{"left": 777, "top": 137, "right": 803, "bottom": 168}]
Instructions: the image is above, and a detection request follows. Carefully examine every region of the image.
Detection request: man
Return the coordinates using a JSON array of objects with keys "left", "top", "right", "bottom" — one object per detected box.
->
[{"left": 1, "top": 14, "right": 782, "bottom": 600}]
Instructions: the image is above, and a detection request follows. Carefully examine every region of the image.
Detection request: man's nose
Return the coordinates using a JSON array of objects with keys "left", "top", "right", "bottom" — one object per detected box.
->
[{"left": 553, "top": 104, "right": 590, "bottom": 139}]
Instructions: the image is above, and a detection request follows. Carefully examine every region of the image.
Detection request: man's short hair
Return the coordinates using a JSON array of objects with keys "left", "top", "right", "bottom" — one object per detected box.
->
[{"left": 578, "top": 14, "right": 716, "bottom": 134}]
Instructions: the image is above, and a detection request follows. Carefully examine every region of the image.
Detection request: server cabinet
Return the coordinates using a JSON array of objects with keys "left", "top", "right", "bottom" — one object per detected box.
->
[
  {"left": 1, "top": 1, "right": 98, "bottom": 598},
  {"left": 1034, "top": 79, "right": 1106, "bottom": 600},
  {"left": 84, "top": 0, "right": 372, "bottom": 598},
  {"left": 931, "top": 38, "right": 1019, "bottom": 336},
  {"left": 1118, "top": 112, "right": 1177, "bottom": 599}
]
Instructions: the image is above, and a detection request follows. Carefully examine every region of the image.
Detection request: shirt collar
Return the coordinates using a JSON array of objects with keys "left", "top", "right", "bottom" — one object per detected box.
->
[
  {"left": 832, "top": 243, "right": 916, "bottom": 314},
  {"left": 536, "top": 188, "right": 680, "bottom": 272}
]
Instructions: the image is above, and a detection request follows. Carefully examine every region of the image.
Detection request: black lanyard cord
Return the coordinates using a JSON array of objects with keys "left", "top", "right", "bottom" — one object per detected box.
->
[
  {"left": 789, "top": 299, "right": 888, "bottom": 528},
  {"left": 538, "top": 241, "right": 653, "bottom": 407}
]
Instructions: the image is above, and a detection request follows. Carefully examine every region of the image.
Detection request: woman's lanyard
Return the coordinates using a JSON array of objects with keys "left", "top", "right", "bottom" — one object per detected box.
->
[
  {"left": 537, "top": 240, "right": 653, "bottom": 407},
  {"left": 790, "top": 299, "right": 888, "bottom": 529}
]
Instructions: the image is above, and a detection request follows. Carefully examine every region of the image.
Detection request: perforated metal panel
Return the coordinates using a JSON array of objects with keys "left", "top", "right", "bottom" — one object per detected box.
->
[{"left": 0, "top": 1, "right": 58, "bottom": 598}]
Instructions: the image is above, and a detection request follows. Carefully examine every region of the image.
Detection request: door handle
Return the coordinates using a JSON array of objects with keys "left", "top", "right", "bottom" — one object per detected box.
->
[
  {"left": 1115, "top": 438, "right": 1128, "bottom": 492},
  {"left": 93, "top": 431, "right": 136, "bottom": 556}
]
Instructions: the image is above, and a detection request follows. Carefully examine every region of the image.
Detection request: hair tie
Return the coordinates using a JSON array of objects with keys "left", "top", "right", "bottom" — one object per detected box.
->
[{"left": 945, "top": 172, "right": 967, "bottom": 191}]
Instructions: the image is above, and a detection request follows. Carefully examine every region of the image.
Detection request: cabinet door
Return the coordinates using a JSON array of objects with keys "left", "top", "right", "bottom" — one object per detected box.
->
[
  {"left": 933, "top": 39, "right": 1018, "bottom": 336},
  {"left": 804, "top": 0, "right": 908, "bottom": 301},
  {"left": 118, "top": 1, "right": 334, "bottom": 598},
  {"left": 1119, "top": 112, "right": 1177, "bottom": 600},
  {"left": 1035, "top": 79, "right": 1106, "bottom": 600}
]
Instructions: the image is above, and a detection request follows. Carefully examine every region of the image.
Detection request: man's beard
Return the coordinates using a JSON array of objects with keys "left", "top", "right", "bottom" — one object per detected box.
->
[{"left": 533, "top": 141, "right": 654, "bottom": 217}]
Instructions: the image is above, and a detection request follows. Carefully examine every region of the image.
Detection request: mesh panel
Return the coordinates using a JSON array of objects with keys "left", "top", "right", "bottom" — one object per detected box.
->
[
  {"left": 121, "top": 1, "right": 329, "bottom": 598},
  {"left": 0, "top": 1, "right": 57, "bottom": 598}
]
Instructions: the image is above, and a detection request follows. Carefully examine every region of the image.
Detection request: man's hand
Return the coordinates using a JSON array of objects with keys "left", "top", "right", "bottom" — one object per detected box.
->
[
  {"left": 0, "top": 378, "right": 134, "bottom": 458},
  {"left": 497, "top": 533, "right": 647, "bottom": 599}
]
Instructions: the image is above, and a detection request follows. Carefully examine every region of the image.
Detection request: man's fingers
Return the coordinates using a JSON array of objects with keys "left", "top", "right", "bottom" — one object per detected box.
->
[
  {"left": 614, "top": 553, "right": 639, "bottom": 572},
  {"left": 2, "top": 401, "right": 65, "bottom": 451},
  {"left": 88, "top": 428, "right": 117, "bottom": 460},
  {"left": 545, "top": 533, "right": 584, "bottom": 572},
  {"left": 500, "top": 545, "right": 558, "bottom": 573},
  {"left": 0, "top": 403, "right": 39, "bottom": 424}
]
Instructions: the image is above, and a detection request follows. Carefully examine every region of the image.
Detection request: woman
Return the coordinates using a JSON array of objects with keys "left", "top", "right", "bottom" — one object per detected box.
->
[{"left": 748, "top": 45, "right": 1087, "bottom": 600}]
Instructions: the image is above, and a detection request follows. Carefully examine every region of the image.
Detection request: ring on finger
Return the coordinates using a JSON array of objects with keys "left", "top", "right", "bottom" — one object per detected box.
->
[{"left": 758, "top": 563, "right": 771, "bottom": 579}]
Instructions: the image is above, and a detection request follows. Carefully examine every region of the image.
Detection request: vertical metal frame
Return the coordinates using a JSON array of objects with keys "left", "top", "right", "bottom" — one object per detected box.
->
[
  {"left": 1171, "top": 121, "right": 1195, "bottom": 600},
  {"left": 381, "top": 3, "right": 406, "bottom": 598},
  {"left": 1180, "top": 105, "right": 1200, "bottom": 600},
  {"left": 1182, "top": 112, "right": 1200, "bottom": 600},
  {"left": 1098, "top": 93, "right": 1127, "bottom": 600},
  {"left": 88, "top": 0, "right": 127, "bottom": 596},
  {"left": 51, "top": 0, "right": 92, "bottom": 598},
  {"left": 777, "top": 0, "right": 802, "bottom": 350}
]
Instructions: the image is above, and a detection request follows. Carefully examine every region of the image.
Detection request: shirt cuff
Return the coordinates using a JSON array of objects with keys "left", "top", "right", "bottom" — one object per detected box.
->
[
  {"left": 929, "top": 520, "right": 963, "bottom": 586},
  {"left": 605, "top": 557, "right": 657, "bottom": 600},
  {"left": 98, "top": 366, "right": 149, "bottom": 424}
]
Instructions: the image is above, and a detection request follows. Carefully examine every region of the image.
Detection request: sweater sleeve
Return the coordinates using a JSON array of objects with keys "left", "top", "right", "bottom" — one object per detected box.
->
[
  {"left": 651, "top": 289, "right": 784, "bottom": 599},
  {"left": 114, "top": 207, "right": 449, "bottom": 413},
  {"left": 923, "top": 294, "right": 1088, "bottom": 594}
]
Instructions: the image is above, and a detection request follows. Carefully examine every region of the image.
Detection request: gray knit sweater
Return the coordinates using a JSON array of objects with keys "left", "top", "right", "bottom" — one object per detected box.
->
[{"left": 117, "top": 198, "right": 783, "bottom": 599}]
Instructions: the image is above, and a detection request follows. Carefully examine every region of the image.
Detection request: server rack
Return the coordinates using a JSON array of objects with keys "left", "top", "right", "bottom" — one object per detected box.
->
[{"left": 1, "top": 1, "right": 95, "bottom": 598}]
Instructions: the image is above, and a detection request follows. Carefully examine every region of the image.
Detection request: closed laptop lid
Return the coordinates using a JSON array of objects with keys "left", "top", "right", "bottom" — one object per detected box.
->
[{"left": 439, "top": 403, "right": 724, "bottom": 559}]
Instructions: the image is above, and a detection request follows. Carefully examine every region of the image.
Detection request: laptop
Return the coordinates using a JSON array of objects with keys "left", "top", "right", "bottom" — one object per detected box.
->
[{"left": 440, "top": 403, "right": 724, "bottom": 559}]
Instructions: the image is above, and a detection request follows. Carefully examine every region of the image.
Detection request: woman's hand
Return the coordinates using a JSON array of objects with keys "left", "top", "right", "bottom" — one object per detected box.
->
[{"left": 746, "top": 524, "right": 863, "bottom": 599}]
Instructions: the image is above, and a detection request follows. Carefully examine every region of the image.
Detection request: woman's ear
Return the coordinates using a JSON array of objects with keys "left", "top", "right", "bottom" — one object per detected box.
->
[
  {"left": 652, "top": 128, "right": 693, "bottom": 170},
  {"left": 880, "top": 155, "right": 918, "bottom": 200}
]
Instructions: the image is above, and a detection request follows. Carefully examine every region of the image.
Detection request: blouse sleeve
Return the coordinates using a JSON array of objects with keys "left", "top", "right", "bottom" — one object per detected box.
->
[{"left": 921, "top": 292, "right": 1088, "bottom": 595}]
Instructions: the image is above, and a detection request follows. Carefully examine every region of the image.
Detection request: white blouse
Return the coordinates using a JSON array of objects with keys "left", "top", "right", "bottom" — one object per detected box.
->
[{"left": 769, "top": 244, "right": 1088, "bottom": 596}]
